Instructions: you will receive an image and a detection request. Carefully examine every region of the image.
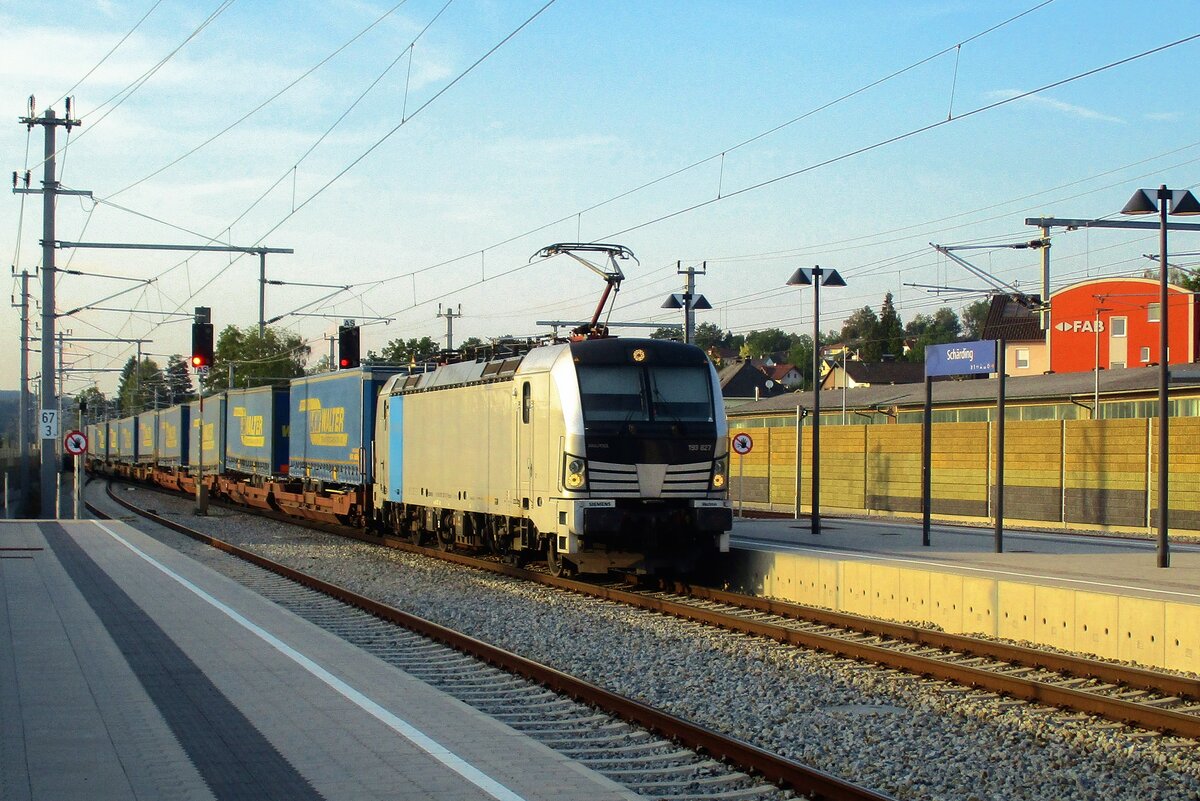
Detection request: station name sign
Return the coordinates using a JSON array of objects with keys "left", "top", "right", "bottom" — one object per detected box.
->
[{"left": 925, "top": 340, "right": 997, "bottom": 378}]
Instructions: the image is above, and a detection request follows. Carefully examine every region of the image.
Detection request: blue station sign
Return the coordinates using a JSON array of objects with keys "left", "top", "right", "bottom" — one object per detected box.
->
[{"left": 925, "top": 340, "right": 997, "bottom": 378}]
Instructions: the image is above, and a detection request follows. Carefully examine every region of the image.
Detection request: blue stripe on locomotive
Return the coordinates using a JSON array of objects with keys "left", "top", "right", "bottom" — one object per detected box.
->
[
  {"left": 387, "top": 394, "right": 403, "bottom": 501},
  {"left": 288, "top": 368, "right": 401, "bottom": 485},
  {"left": 225, "top": 386, "right": 289, "bottom": 477}
]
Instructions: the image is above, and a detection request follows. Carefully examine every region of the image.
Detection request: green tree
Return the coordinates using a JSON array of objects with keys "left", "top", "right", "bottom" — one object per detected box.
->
[
  {"left": 785, "top": 334, "right": 816, "bottom": 389},
  {"left": 961, "top": 297, "right": 991, "bottom": 340},
  {"left": 164, "top": 355, "right": 195, "bottom": 405},
  {"left": 374, "top": 336, "right": 439, "bottom": 365},
  {"left": 840, "top": 306, "right": 881, "bottom": 361},
  {"left": 1171, "top": 267, "right": 1200, "bottom": 292},
  {"left": 693, "top": 322, "right": 729, "bottom": 351},
  {"left": 307, "top": 354, "right": 332, "bottom": 375},
  {"left": 76, "top": 386, "right": 106, "bottom": 424},
  {"left": 905, "top": 307, "right": 962, "bottom": 362},
  {"left": 206, "top": 325, "right": 309, "bottom": 392},
  {"left": 649, "top": 326, "right": 683, "bottom": 341},
  {"left": 877, "top": 292, "right": 905, "bottom": 359},
  {"left": 742, "top": 328, "right": 793, "bottom": 358},
  {"left": 116, "top": 357, "right": 166, "bottom": 414},
  {"left": 458, "top": 336, "right": 485, "bottom": 352}
]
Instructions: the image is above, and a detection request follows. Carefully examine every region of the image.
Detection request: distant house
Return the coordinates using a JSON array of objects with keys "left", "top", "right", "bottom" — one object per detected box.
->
[
  {"left": 717, "top": 360, "right": 786, "bottom": 408},
  {"left": 821, "top": 359, "right": 924, "bottom": 390},
  {"left": 706, "top": 346, "right": 740, "bottom": 367},
  {"left": 981, "top": 293, "right": 1046, "bottom": 375},
  {"left": 759, "top": 362, "right": 802, "bottom": 388}
]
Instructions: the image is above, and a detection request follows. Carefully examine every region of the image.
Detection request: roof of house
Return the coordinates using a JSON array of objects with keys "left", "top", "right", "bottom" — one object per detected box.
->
[
  {"left": 717, "top": 360, "right": 785, "bottom": 399},
  {"left": 839, "top": 360, "right": 924, "bottom": 386},
  {"left": 731, "top": 362, "right": 1200, "bottom": 416},
  {"left": 763, "top": 363, "right": 799, "bottom": 382},
  {"left": 982, "top": 293, "right": 1043, "bottom": 342},
  {"left": 707, "top": 346, "right": 740, "bottom": 361}
]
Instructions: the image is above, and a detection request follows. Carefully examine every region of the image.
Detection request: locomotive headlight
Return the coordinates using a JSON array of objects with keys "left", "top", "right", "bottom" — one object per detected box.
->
[
  {"left": 563, "top": 454, "right": 588, "bottom": 491},
  {"left": 711, "top": 458, "right": 727, "bottom": 490}
]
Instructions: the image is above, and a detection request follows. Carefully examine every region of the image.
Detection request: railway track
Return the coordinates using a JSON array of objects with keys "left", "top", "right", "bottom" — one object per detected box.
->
[
  {"left": 91, "top": 481, "right": 891, "bottom": 801},
  {"left": 99, "top": 478, "right": 1200, "bottom": 742}
]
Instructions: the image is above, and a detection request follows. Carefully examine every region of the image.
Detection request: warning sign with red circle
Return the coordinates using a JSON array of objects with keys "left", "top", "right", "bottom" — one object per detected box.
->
[
  {"left": 731, "top": 433, "right": 753, "bottom": 455},
  {"left": 64, "top": 429, "right": 88, "bottom": 456}
]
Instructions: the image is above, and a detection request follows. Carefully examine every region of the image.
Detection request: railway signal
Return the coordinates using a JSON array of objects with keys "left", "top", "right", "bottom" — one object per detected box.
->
[
  {"left": 191, "top": 307, "right": 213, "bottom": 369},
  {"left": 338, "top": 321, "right": 360, "bottom": 369}
]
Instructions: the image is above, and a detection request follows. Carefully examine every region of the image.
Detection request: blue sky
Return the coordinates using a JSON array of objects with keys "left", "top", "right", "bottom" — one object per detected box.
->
[{"left": 2, "top": 0, "right": 1198, "bottom": 394}]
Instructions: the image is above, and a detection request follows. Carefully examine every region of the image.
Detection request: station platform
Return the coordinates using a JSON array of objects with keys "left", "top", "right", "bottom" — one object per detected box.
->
[
  {"left": 726, "top": 516, "right": 1200, "bottom": 674},
  {"left": 0, "top": 518, "right": 639, "bottom": 801}
]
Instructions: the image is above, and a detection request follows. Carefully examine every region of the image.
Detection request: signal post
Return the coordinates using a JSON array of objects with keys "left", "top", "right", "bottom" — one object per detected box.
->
[{"left": 192, "top": 307, "right": 213, "bottom": 514}]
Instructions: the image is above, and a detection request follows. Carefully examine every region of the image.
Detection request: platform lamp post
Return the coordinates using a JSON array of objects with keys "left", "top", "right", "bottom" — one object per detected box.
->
[
  {"left": 661, "top": 292, "right": 712, "bottom": 345},
  {"left": 786, "top": 266, "right": 847, "bottom": 535},
  {"left": 1121, "top": 185, "right": 1200, "bottom": 568}
]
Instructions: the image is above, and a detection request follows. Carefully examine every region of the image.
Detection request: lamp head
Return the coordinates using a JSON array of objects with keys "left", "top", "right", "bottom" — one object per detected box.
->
[
  {"left": 661, "top": 293, "right": 684, "bottom": 309},
  {"left": 1121, "top": 189, "right": 1158, "bottom": 216},
  {"left": 1169, "top": 189, "right": 1200, "bottom": 216},
  {"left": 786, "top": 267, "right": 813, "bottom": 286},
  {"left": 822, "top": 269, "right": 847, "bottom": 288}
]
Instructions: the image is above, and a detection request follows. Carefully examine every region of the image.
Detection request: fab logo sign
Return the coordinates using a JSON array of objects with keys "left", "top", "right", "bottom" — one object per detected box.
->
[{"left": 1055, "top": 320, "right": 1105, "bottom": 334}]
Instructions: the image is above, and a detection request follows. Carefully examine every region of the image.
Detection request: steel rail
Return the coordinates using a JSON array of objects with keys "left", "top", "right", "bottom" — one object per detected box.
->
[
  {"left": 92, "top": 482, "right": 891, "bottom": 801},
  {"left": 647, "top": 578, "right": 1200, "bottom": 702},
  {"left": 94, "top": 476, "right": 1200, "bottom": 739},
  {"left": 371, "top": 540, "right": 1200, "bottom": 738}
]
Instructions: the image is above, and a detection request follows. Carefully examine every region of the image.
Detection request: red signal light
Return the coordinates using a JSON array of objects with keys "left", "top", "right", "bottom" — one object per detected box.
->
[{"left": 339, "top": 357, "right": 350, "bottom": 368}]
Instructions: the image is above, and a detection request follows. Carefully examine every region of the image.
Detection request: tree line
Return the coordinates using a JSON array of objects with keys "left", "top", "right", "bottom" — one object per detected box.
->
[
  {"left": 76, "top": 325, "right": 492, "bottom": 418},
  {"left": 77, "top": 296, "right": 993, "bottom": 415},
  {"left": 651, "top": 294, "right": 992, "bottom": 389}
]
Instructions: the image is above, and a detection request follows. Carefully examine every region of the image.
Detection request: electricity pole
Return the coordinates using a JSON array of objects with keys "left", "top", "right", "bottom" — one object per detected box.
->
[
  {"left": 661, "top": 262, "right": 711, "bottom": 345},
  {"left": 437, "top": 303, "right": 462, "bottom": 350},
  {"left": 679, "top": 261, "right": 706, "bottom": 345},
  {"left": 12, "top": 270, "right": 31, "bottom": 512},
  {"left": 17, "top": 103, "right": 83, "bottom": 517}
]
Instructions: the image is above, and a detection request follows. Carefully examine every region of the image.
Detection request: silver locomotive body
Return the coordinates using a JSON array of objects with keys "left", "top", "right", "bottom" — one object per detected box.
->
[{"left": 373, "top": 338, "right": 732, "bottom": 574}]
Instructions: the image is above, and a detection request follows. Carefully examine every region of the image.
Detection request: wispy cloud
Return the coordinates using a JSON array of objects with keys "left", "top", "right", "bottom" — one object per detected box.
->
[
  {"left": 1144, "top": 111, "right": 1184, "bottom": 122},
  {"left": 988, "top": 90, "right": 1125, "bottom": 123}
]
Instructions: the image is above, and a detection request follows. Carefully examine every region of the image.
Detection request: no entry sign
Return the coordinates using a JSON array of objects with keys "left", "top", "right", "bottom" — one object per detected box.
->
[{"left": 64, "top": 430, "right": 88, "bottom": 456}]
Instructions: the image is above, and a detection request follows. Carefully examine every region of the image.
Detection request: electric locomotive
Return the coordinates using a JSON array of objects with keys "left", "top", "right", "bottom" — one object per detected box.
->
[{"left": 373, "top": 336, "right": 733, "bottom": 574}]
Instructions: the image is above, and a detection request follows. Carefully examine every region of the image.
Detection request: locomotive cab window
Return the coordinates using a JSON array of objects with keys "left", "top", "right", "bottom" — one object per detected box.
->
[
  {"left": 648, "top": 367, "right": 714, "bottom": 422},
  {"left": 577, "top": 365, "right": 713, "bottom": 423},
  {"left": 578, "top": 366, "right": 647, "bottom": 421},
  {"left": 522, "top": 382, "right": 531, "bottom": 424}
]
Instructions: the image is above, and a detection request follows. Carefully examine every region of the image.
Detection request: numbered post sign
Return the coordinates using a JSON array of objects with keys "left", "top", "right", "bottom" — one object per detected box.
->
[{"left": 40, "top": 408, "right": 59, "bottom": 439}]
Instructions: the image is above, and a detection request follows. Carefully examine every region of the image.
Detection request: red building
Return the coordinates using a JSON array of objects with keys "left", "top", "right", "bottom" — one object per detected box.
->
[{"left": 1049, "top": 277, "right": 1199, "bottom": 373}]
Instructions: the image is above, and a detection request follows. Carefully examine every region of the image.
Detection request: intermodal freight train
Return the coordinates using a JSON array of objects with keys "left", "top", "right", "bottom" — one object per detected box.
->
[{"left": 88, "top": 337, "right": 733, "bottom": 575}]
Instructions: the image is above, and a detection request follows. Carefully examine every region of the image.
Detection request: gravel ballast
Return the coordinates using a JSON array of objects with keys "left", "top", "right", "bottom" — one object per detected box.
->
[{"left": 98, "top": 483, "right": 1200, "bottom": 801}]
